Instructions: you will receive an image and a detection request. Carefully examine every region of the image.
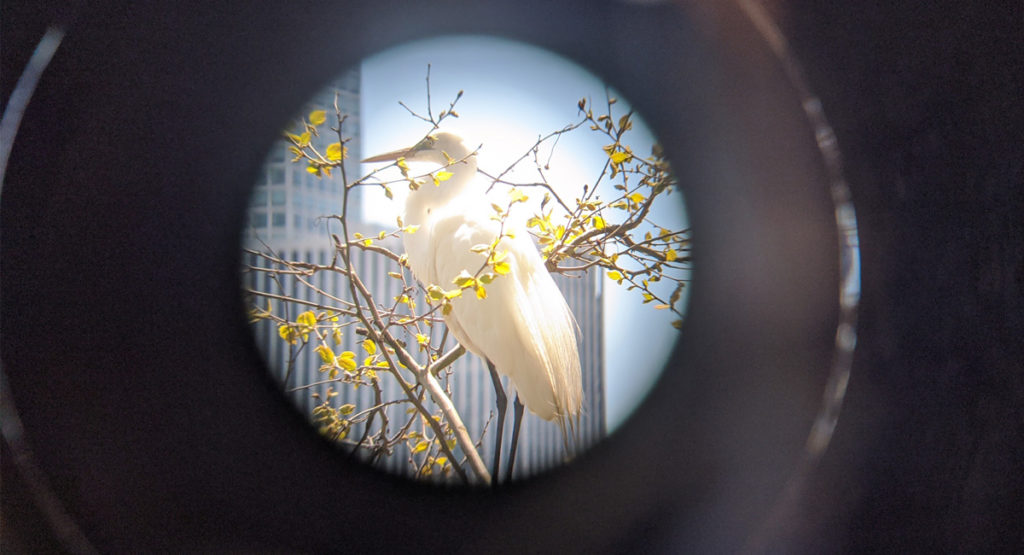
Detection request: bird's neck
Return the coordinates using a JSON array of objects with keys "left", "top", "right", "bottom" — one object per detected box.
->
[{"left": 404, "top": 156, "right": 477, "bottom": 226}]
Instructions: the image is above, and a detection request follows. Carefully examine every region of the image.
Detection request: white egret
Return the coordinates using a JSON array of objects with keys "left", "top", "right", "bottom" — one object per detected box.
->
[{"left": 364, "top": 132, "right": 582, "bottom": 480}]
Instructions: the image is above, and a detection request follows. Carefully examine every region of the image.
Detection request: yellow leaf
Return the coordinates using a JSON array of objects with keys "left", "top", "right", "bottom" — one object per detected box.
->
[
  {"left": 618, "top": 113, "right": 632, "bottom": 131},
  {"left": 308, "top": 110, "right": 327, "bottom": 126},
  {"left": 332, "top": 328, "right": 343, "bottom": 345},
  {"left": 362, "top": 339, "right": 377, "bottom": 355},
  {"left": 628, "top": 192, "right": 645, "bottom": 204},
  {"left": 326, "top": 142, "right": 345, "bottom": 161},
  {"left": 337, "top": 351, "right": 357, "bottom": 371},
  {"left": 403, "top": 225, "right": 420, "bottom": 234},
  {"left": 416, "top": 334, "right": 429, "bottom": 345},
  {"left": 610, "top": 150, "right": 631, "bottom": 164},
  {"left": 296, "top": 311, "right": 317, "bottom": 328},
  {"left": 278, "top": 325, "right": 297, "bottom": 345},
  {"left": 475, "top": 285, "right": 487, "bottom": 299},
  {"left": 427, "top": 285, "right": 445, "bottom": 301},
  {"left": 665, "top": 249, "right": 678, "bottom": 262},
  {"left": 607, "top": 270, "right": 623, "bottom": 282},
  {"left": 443, "top": 288, "right": 463, "bottom": 299},
  {"left": 508, "top": 188, "right": 528, "bottom": 203},
  {"left": 493, "top": 260, "right": 511, "bottom": 275},
  {"left": 452, "top": 270, "right": 476, "bottom": 288},
  {"left": 413, "top": 442, "right": 429, "bottom": 454},
  {"left": 435, "top": 170, "right": 453, "bottom": 182},
  {"left": 299, "top": 131, "right": 311, "bottom": 146},
  {"left": 489, "top": 250, "right": 508, "bottom": 263},
  {"left": 654, "top": 304, "right": 670, "bottom": 310},
  {"left": 339, "top": 403, "right": 355, "bottom": 415},
  {"left": 315, "top": 345, "right": 335, "bottom": 363},
  {"left": 593, "top": 216, "right": 606, "bottom": 230}
]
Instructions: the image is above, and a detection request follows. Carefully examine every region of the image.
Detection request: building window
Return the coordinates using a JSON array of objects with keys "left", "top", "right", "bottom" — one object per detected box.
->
[
  {"left": 251, "top": 211, "right": 267, "bottom": 228},
  {"left": 272, "top": 212, "right": 286, "bottom": 227},
  {"left": 268, "top": 164, "right": 285, "bottom": 185},
  {"left": 268, "top": 145, "right": 285, "bottom": 163},
  {"left": 271, "top": 189, "right": 286, "bottom": 206}
]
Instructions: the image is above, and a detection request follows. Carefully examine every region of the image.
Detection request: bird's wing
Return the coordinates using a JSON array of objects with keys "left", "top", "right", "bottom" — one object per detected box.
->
[{"left": 429, "top": 208, "right": 582, "bottom": 422}]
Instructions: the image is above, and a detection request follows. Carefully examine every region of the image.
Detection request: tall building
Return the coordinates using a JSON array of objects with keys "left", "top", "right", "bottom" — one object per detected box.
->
[
  {"left": 242, "top": 67, "right": 604, "bottom": 482},
  {"left": 245, "top": 69, "right": 362, "bottom": 247}
]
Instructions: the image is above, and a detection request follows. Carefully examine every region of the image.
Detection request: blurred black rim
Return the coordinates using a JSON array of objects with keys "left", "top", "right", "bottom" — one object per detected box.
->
[{"left": 1, "top": 1, "right": 861, "bottom": 551}]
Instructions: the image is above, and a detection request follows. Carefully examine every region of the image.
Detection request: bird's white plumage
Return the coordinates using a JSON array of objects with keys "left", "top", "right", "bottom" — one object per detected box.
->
[
  {"left": 367, "top": 132, "right": 582, "bottom": 428},
  {"left": 428, "top": 205, "right": 581, "bottom": 421}
]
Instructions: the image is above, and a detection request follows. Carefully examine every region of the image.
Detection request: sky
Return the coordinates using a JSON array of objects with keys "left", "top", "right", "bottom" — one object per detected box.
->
[{"left": 357, "top": 35, "right": 689, "bottom": 432}]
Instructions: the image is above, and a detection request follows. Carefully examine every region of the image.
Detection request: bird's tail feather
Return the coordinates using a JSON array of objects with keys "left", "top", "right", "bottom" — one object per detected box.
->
[{"left": 557, "top": 411, "right": 583, "bottom": 462}]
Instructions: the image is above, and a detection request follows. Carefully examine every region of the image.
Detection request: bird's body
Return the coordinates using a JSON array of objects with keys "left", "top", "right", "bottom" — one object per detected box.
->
[
  {"left": 366, "top": 132, "right": 582, "bottom": 435},
  {"left": 416, "top": 197, "right": 581, "bottom": 422}
]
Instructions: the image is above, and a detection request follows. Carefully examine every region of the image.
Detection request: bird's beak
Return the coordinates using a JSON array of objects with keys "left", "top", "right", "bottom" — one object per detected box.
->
[{"left": 362, "top": 146, "right": 414, "bottom": 163}]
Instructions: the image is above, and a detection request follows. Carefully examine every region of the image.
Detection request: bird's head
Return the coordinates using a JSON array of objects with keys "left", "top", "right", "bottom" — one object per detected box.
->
[{"left": 363, "top": 131, "right": 473, "bottom": 167}]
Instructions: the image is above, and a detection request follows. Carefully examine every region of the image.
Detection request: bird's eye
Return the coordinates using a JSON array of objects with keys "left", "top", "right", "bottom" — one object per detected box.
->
[{"left": 415, "top": 136, "right": 437, "bottom": 151}]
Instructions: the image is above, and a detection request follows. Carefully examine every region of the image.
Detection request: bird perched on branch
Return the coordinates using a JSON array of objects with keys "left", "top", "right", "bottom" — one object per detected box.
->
[{"left": 364, "top": 131, "right": 581, "bottom": 479}]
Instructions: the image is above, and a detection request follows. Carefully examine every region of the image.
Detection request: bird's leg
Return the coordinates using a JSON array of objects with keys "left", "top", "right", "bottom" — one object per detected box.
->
[
  {"left": 505, "top": 395, "right": 525, "bottom": 483},
  {"left": 487, "top": 361, "right": 507, "bottom": 483}
]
